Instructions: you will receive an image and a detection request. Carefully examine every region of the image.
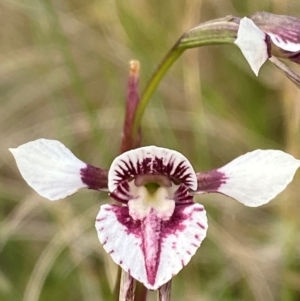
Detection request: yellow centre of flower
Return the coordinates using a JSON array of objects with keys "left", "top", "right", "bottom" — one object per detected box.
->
[{"left": 128, "top": 181, "right": 177, "bottom": 221}]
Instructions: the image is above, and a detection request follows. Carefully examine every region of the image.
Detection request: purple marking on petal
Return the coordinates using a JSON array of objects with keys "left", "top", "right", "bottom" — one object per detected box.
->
[
  {"left": 110, "top": 206, "right": 142, "bottom": 237},
  {"left": 193, "top": 207, "right": 204, "bottom": 212},
  {"left": 141, "top": 209, "right": 162, "bottom": 285},
  {"left": 197, "top": 222, "right": 206, "bottom": 230},
  {"left": 265, "top": 34, "right": 272, "bottom": 58},
  {"left": 174, "top": 184, "right": 194, "bottom": 205},
  {"left": 104, "top": 206, "right": 160, "bottom": 286},
  {"left": 108, "top": 203, "right": 202, "bottom": 286},
  {"left": 110, "top": 181, "right": 131, "bottom": 203},
  {"left": 196, "top": 169, "right": 227, "bottom": 193},
  {"left": 80, "top": 165, "right": 108, "bottom": 191},
  {"left": 250, "top": 12, "right": 300, "bottom": 47},
  {"left": 109, "top": 146, "right": 197, "bottom": 192}
]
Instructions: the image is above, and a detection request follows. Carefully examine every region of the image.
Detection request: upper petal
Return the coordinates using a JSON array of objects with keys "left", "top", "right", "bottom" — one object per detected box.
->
[
  {"left": 108, "top": 146, "right": 197, "bottom": 192},
  {"left": 96, "top": 203, "right": 207, "bottom": 290},
  {"left": 9, "top": 139, "right": 107, "bottom": 200},
  {"left": 196, "top": 149, "right": 300, "bottom": 207},
  {"left": 250, "top": 11, "right": 300, "bottom": 53},
  {"left": 268, "top": 33, "right": 300, "bottom": 52},
  {"left": 234, "top": 17, "right": 270, "bottom": 76}
]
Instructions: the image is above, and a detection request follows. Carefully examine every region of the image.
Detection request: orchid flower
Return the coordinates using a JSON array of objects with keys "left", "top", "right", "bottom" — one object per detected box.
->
[
  {"left": 9, "top": 139, "right": 300, "bottom": 290},
  {"left": 234, "top": 12, "right": 300, "bottom": 79}
]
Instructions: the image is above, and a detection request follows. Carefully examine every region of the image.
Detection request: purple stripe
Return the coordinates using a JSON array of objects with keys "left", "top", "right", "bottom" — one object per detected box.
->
[
  {"left": 112, "top": 155, "right": 194, "bottom": 189},
  {"left": 265, "top": 34, "right": 272, "bottom": 58},
  {"left": 80, "top": 164, "right": 108, "bottom": 190},
  {"left": 196, "top": 169, "right": 227, "bottom": 192},
  {"left": 174, "top": 184, "right": 194, "bottom": 205},
  {"left": 110, "top": 203, "right": 200, "bottom": 286}
]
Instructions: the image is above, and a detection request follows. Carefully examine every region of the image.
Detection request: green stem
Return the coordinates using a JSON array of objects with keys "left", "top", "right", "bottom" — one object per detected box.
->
[
  {"left": 132, "top": 45, "right": 184, "bottom": 137},
  {"left": 132, "top": 16, "right": 239, "bottom": 138}
]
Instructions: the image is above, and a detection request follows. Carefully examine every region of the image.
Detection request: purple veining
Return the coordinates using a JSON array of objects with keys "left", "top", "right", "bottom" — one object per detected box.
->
[
  {"left": 110, "top": 205, "right": 142, "bottom": 237},
  {"left": 113, "top": 154, "right": 194, "bottom": 189},
  {"left": 265, "top": 34, "right": 272, "bottom": 58},
  {"left": 80, "top": 164, "right": 108, "bottom": 190},
  {"left": 196, "top": 222, "right": 206, "bottom": 230},
  {"left": 110, "top": 181, "right": 131, "bottom": 203},
  {"left": 251, "top": 12, "right": 300, "bottom": 45},
  {"left": 174, "top": 184, "right": 194, "bottom": 205},
  {"left": 141, "top": 209, "right": 162, "bottom": 285},
  {"left": 109, "top": 203, "right": 199, "bottom": 286},
  {"left": 196, "top": 169, "right": 227, "bottom": 192}
]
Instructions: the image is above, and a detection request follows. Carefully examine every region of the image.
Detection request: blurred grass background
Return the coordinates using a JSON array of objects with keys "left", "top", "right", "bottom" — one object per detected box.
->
[{"left": 1, "top": 0, "right": 300, "bottom": 300}]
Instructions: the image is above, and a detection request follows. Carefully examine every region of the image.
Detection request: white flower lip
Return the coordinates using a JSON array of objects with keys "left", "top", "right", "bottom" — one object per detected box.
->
[{"left": 96, "top": 203, "right": 207, "bottom": 290}]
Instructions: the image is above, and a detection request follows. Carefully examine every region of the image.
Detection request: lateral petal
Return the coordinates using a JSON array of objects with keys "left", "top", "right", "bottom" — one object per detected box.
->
[
  {"left": 196, "top": 149, "right": 300, "bottom": 207},
  {"left": 234, "top": 17, "right": 270, "bottom": 76},
  {"left": 10, "top": 139, "right": 89, "bottom": 200},
  {"left": 96, "top": 203, "right": 207, "bottom": 290}
]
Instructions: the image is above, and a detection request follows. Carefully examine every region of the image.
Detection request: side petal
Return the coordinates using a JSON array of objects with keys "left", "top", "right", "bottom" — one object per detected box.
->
[
  {"left": 9, "top": 139, "right": 107, "bottom": 200},
  {"left": 234, "top": 17, "right": 270, "bottom": 76},
  {"left": 196, "top": 149, "right": 300, "bottom": 207},
  {"left": 96, "top": 204, "right": 207, "bottom": 290}
]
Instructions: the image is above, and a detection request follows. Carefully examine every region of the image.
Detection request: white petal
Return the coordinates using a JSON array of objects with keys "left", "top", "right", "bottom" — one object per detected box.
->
[
  {"left": 96, "top": 204, "right": 207, "bottom": 290},
  {"left": 218, "top": 149, "right": 300, "bottom": 207},
  {"left": 234, "top": 17, "right": 269, "bottom": 76},
  {"left": 156, "top": 204, "right": 207, "bottom": 287},
  {"left": 108, "top": 146, "right": 197, "bottom": 192},
  {"left": 268, "top": 32, "right": 300, "bottom": 52},
  {"left": 9, "top": 139, "right": 87, "bottom": 200}
]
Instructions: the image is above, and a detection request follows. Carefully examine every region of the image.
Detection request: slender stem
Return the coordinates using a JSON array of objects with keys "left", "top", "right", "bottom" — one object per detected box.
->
[
  {"left": 132, "top": 45, "right": 184, "bottom": 137},
  {"left": 132, "top": 16, "right": 239, "bottom": 139},
  {"left": 121, "top": 61, "right": 141, "bottom": 153}
]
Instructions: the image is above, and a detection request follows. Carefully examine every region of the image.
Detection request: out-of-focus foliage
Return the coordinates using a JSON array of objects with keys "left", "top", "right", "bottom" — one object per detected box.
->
[{"left": 1, "top": 0, "right": 300, "bottom": 301}]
